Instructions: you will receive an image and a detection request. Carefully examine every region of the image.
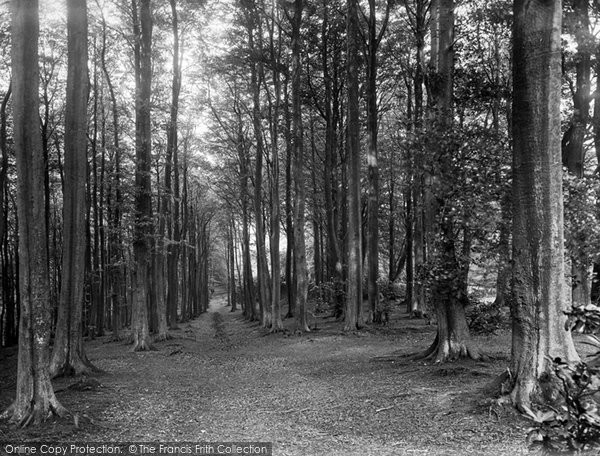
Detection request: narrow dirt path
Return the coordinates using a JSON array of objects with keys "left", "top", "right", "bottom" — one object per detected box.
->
[{"left": 0, "top": 295, "right": 530, "bottom": 455}]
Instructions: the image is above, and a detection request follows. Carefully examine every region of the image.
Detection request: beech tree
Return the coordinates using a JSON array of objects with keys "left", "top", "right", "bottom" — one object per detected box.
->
[
  {"left": 131, "top": 0, "right": 153, "bottom": 351},
  {"left": 289, "top": 0, "right": 310, "bottom": 332},
  {"left": 1, "top": 0, "right": 66, "bottom": 425},
  {"left": 365, "top": 0, "right": 391, "bottom": 323},
  {"left": 562, "top": 0, "right": 593, "bottom": 307},
  {"left": 344, "top": 0, "right": 362, "bottom": 331},
  {"left": 50, "top": 0, "right": 95, "bottom": 377},
  {"left": 510, "top": 0, "right": 579, "bottom": 409}
]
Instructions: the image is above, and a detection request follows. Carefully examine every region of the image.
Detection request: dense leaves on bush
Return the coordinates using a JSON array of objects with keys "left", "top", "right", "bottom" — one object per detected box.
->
[
  {"left": 525, "top": 359, "right": 600, "bottom": 453},
  {"left": 566, "top": 304, "right": 600, "bottom": 337},
  {"left": 467, "top": 299, "right": 508, "bottom": 334},
  {"left": 525, "top": 304, "right": 600, "bottom": 452}
]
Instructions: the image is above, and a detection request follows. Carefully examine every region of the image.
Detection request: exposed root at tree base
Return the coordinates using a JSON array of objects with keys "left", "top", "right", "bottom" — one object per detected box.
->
[
  {"left": 154, "top": 332, "right": 173, "bottom": 342},
  {"left": 51, "top": 357, "right": 102, "bottom": 379},
  {"left": 411, "top": 335, "right": 485, "bottom": 363},
  {"left": 1, "top": 397, "right": 68, "bottom": 428},
  {"left": 131, "top": 340, "right": 154, "bottom": 352}
]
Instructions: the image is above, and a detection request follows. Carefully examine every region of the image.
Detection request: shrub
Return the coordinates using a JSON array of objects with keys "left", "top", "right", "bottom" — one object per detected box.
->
[
  {"left": 467, "top": 298, "right": 508, "bottom": 334},
  {"left": 525, "top": 304, "right": 600, "bottom": 453}
]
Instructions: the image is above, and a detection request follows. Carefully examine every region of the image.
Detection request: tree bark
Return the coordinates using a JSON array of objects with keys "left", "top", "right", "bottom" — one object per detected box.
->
[
  {"left": 131, "top": 0, "right": 153, "bottom": 351},
  {"left": 510, "top": 0, "right": 579, "bottom": 410},
  {"left": 99, "top": 7, "right": 124, "bottom": 341},
  {"left": 418, "top": 0, "right": 481, "bottom": 361},
  {"left": 405, "top": 0, "right": 427, "bottom": 317},
  {"left": 50, "top": 0, "right": 96, "bottom": 377},
  {"left": 0, "top": 84, "right": 11, "bottom": 346},
  {"left": 344, "top": 0, "right": 362, "bottom": 331},
  {"left": 366, "top": 0, "right": 390, "bottom": 323},
  {"left": 284, "top": 78, "right": 295, "bottom": 318},
  {"left": 0, "top": 84, "right": 11, "bottom": 267},
  {"left": 268, "top": 2, "right": 283, "bottom": 331},
  {"left": 562, "top": 0, "right": 592, "bottom": 308},
  {"left": 246, "top": 5, "right": 272, "bottom": 328},
  {"left": 1, "top": 0, "right": 66, "bottom": 425},
  {"left": 290, "top": 0, "right": 309, "bottom": 332},
  {"left": 321, "top": 0, "right": 344, "bottom": 316}
]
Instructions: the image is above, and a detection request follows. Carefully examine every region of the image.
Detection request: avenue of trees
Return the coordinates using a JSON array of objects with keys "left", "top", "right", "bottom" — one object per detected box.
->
[{"left": 0, "top": 0, "right": 599, "bottom": 425}]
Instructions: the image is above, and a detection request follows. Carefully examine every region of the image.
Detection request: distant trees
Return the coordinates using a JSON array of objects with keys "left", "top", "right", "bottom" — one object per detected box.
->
[{"left": 0, "top": 0, "right": 219, "bottom": 396}]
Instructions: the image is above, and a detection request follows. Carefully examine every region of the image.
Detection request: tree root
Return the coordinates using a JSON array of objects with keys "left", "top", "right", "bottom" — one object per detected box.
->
[
  {"left": 154, "top": 332, "right": 173, "bottom": 342},
  {"left": 131, "top": 339, "right": 154, "bottom": 352},
  {"left": 1, "top": 396, "right": 68, "bottom": 428},
  {"left": 50, "top": 357, "right": 101, "bottom": 379},
  {"left": 410, "top": 334, "right": 485, "bottom": 363}
]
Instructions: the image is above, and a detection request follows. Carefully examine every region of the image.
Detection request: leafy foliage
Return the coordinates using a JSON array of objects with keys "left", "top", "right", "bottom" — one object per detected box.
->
[
  {"left": 525, "top": 304, "right": 600, "bottom": 453},
  {"left": 564, "top": 174, "right": 600, "bottom": 270},
  {"left": 467, "top": 298, "right": 508, "bottom": 334},
  {"left": 525, "top": 359, "right": 600, "bottom": 453},
  {"left": 308, "top": 280, "right": 344, "bottom": 316},
  {"left": 566, "top": 304, "right": 600, "bottom": 337}
]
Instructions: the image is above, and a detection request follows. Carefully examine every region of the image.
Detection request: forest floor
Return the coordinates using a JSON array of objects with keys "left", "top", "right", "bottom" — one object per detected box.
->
[{"left": 0, "top": 291, "right": 536, "bottom": 455}]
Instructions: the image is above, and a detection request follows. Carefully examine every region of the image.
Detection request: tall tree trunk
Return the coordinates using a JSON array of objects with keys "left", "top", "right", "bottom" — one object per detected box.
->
[
  {"left": 406, "top": 0, "right": 427, "bottom": 317},
  {"left": 131, "top": 0, "right": 153, "bottom": 351},
  {"left": 238, "top": 125, "right": 256, "bottom": 320},
  {"left": 50, "top": 0, "right": 96, "bottom": 377},
  {"left": 510, "top": 0, "right": 579, "bottom": 410},
  {"left": 344, "top": 0, "right": 363, "bottom": 331},
  {"left": 247, "top": 6, "right": 272, "bottom": 328},
  {"left": 229, "top": 218, "right": 238, "bottom": 312},
  {"left": 290, "top": 0, "right": 309, "bottom": 332},
  {"left": 562, "top": 0, "right": 592, "bottom": 308},
  {"left": 419, "top": 0, "right": 480, "bottom": 361},
  {"left": 284, "top": 78, "right": 295, "bottom": 318},
  {"left": 321, "top": 0, "right": 343, "bottom": 316},
  {"left": 99, "top": 8, "right": 124, "bottom": 341},
  {"left": 0, "top": 84, "right": 11, "bottom": 274},
  {"left": 493, "top": 189, "right": 511, "bottom": 308},
  {"left": 310, "top": 118, "right": 322, "bottom": 286},
  {"left": 1, "top": 0, "right": 66, "bottom": 425},
  {"left": 366, "top": 0, "right": 390, "bottom": 323},
  {"left": 0, "top": 84, "right": 11, "bottom": 346},
  {"left": 166, "top": 0, "right": 182, "bottom": 331},
  {"left": 269, "top": 1, "right": 283, "bottom": 331}
]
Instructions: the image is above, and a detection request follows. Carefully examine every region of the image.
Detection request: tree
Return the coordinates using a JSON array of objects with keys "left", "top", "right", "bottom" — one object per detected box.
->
[
  {"left": 245, "top": 0, "right": 272, "bottom": 328},
  {"left": 97, "top": 0, "right": 125, "bottom": 341},
  {"left": 510, "top": 0, "right": 579, "bottom": 409},
  {"left": 416, "top": 0, "right": 482, "bottom": 362},
  {"left": 562, "top": 0, "right": 593, "bottom": 307},
  {"left": 344, "top": 0, "right": 363, "bottom": 331},
  {"left": 131, "top": 0, "right": 153, "bottom": 351},
  {"left": 50, "top": 0, "right": 96, "bottom": 378},
  {"left": 289, "top": 0, "right": 310, "bottom": 332},
  {"left": 267, "top": 0, "right": 284, "bottom": 332},
  {"left": 365, "top": 0, "right": 391, "bottom": 323},
  {"left": 404, "top": 0, "right": 429, "bottom": 317},
  {"left": 1, "top": 0, "right": 66, "bottom": 425},
  {"left": 165, "top": 0, "right": 183, "bottom": 331}
]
